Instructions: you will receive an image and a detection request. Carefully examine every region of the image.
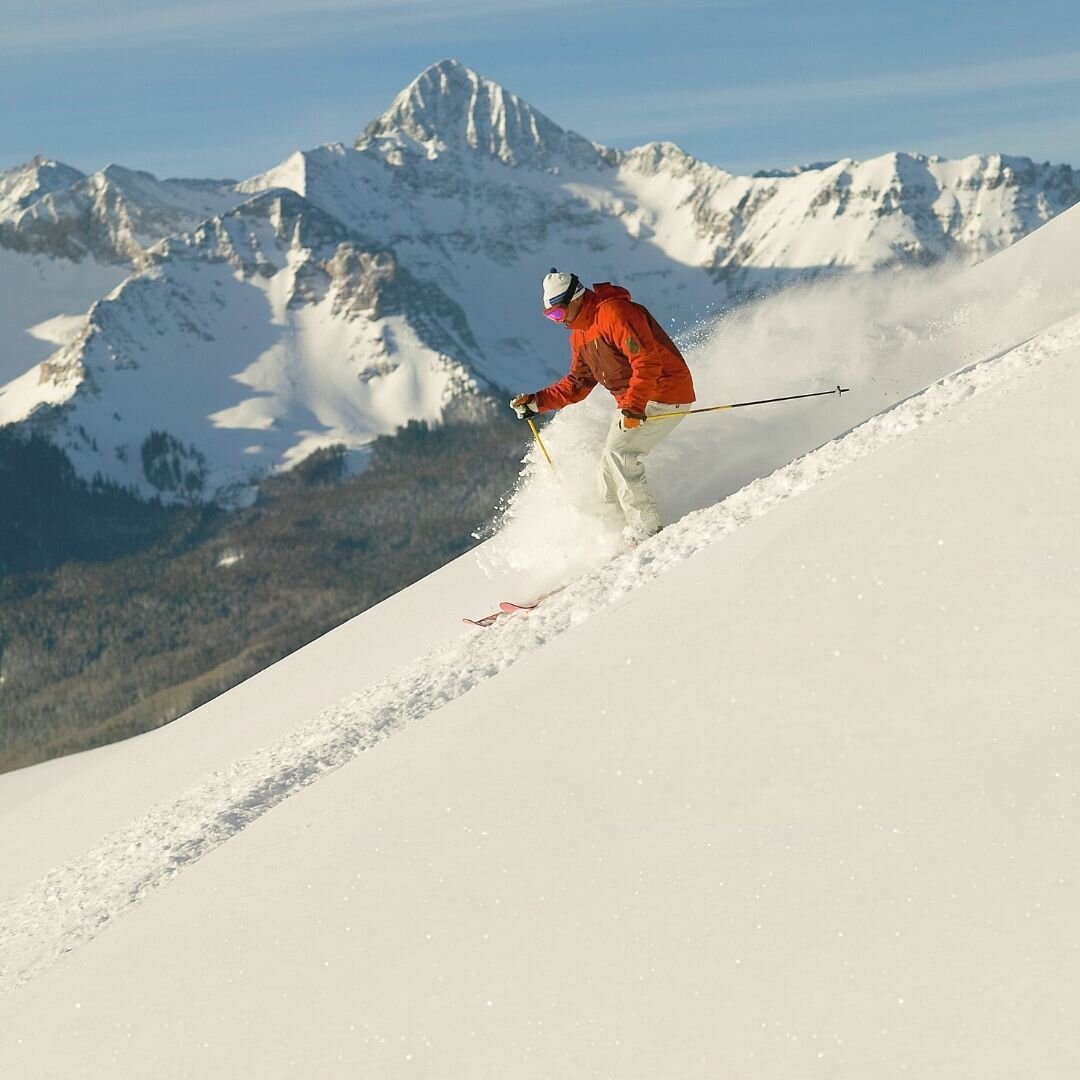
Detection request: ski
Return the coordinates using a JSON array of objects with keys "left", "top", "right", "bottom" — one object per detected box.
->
[
  {"left": 500, "top": 586, "right": 566, "bottom": 614},
  {"left": 462, "top": 610, "right": 503, "bottom": 628},
  {"left": 499, "top": 600, "right": 542, "bottom": 615},
  {"left": 464, "top": 597, "right": 544, "bottom": 628},
  {"left": 462, "top": 602, "right": 535, "bottom": 628},
  {"left": 464, "top": 589, "right": 562, "bottom": 628}
]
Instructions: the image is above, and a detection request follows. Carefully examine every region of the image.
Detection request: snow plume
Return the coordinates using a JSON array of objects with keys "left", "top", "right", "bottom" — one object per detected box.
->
[
  {"left": 481, "top": 210, "right": 1080, "bottom": 589},
  {"left": 478, "top": 393, "right": 627, "bottom": 594}
]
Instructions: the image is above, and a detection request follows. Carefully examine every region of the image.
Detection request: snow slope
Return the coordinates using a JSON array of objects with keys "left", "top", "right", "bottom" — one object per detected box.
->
[
  {"left": 0, "top": 247, "right": 126, "bottom": 385},
  {"left": 0, "top": 203, "right": 1078, "bottom": 1075}
]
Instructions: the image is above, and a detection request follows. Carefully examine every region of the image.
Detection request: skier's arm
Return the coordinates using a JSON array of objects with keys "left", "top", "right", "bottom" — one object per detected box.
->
[{"left": 534, "top": 349, "right": 596, "bottom": 412}]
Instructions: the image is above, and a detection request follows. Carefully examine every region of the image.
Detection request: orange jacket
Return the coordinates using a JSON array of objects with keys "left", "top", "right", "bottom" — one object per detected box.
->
[{"left": 534, "top": 283, "right": 695, "bottom": 415}]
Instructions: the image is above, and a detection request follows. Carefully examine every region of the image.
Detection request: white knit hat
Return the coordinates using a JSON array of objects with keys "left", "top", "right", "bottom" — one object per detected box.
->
[{"left": 542, "top": 268, "right": 585, "bottom": 308}]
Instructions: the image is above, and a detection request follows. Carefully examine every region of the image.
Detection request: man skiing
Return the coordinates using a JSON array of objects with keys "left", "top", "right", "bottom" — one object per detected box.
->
[{"left": 511, "top": 269, "right": 695, "bottom": 541}]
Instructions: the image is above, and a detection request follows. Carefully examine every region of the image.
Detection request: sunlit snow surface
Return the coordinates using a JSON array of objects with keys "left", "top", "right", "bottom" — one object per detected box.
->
[{"left": 1, "top": 207, "right": 1079, "bottom": 1078}]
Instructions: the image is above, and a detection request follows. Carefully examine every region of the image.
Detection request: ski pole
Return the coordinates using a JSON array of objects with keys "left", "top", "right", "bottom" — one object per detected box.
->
[
  {"left": 648, "top": 384, "right": 850, "bottom": 421},
  {"left": 527, "top": 416, "right": 555, "bottom": 471}
]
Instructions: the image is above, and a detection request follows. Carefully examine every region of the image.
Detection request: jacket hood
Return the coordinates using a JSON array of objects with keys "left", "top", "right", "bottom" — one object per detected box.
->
[
  {"left": 565, "top": 282, "right": 630, "bottom": 329},
  {"left": 592, "top": 282, "right": 631, "bottom": 304}
]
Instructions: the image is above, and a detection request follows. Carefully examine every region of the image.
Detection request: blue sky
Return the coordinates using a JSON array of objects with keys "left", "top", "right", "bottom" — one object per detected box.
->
[{"left": 3, "top": 0, "right": 1079, "bottom": 179}]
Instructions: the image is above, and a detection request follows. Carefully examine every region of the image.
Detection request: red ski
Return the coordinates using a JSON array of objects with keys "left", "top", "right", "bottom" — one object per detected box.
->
[
  {"left": 462, "top": 610, "right": 503, "bottom": 628},
  {"left": 463, "top": 596, "right": 547, "bottom": 628},
  {"left": 499, "top": 599, "right": 543, "bottom": 615}
]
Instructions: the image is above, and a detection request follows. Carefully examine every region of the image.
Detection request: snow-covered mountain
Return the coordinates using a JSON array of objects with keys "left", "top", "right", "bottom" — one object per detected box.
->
[
  {"left": 0, "top": 190, "right": 490, "bottom": 502},
  {"left": 0, "top": 157, "right": 245, "bottom": 387},
  {"left": 0, "top": 157, "right": 86, "bottom": 217},
  {"left": 0, "top": 155, "right": 243, "bottom": 265},
  {"left": 1, "top": 195, "right": 1078, "bottom": 1079},
  {"left": 2, "top": 59, "right": 1078, "bottom": 501}
]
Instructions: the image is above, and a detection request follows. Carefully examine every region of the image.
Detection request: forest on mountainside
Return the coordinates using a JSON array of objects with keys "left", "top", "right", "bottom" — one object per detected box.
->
[{"left": 0, "top": 416, "right": 529, "bottom": 772}]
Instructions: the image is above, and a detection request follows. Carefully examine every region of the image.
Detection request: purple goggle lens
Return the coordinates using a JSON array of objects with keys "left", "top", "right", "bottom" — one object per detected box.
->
[{"left": 543, "top": 305, "right": 567, "bottom": 322}]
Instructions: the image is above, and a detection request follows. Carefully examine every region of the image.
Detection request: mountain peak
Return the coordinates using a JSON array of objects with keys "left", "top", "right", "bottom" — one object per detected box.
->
[
  {"left": 356, "top": 59, "right": 609, "bottom": 170},
  {"left": 14, "top": 154, "right": 86, "bottom": 181},
  {"left": 0, "top": 156, "right": 86, "bottom": 214}
]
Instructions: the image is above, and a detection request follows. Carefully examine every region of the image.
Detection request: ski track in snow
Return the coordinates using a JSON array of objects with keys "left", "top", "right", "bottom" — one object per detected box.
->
[{"left": 1, "top": 314, "right": 1076, "bottom": 994}]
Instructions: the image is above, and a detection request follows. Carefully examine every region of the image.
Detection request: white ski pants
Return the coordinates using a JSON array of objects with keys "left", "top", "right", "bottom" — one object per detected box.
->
[{"left": 596, "top": 401, "right": 688, "bottom": 537}]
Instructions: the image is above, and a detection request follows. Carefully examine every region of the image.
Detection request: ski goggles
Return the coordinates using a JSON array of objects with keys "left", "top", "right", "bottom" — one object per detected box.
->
[{"left": 542, "top": 273, "right": 580, "bottom": 322}]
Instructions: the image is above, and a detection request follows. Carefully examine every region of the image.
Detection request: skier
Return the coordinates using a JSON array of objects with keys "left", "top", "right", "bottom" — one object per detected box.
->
[{"left": 511, "top": 269, "right": 696, "bottom": 541}]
